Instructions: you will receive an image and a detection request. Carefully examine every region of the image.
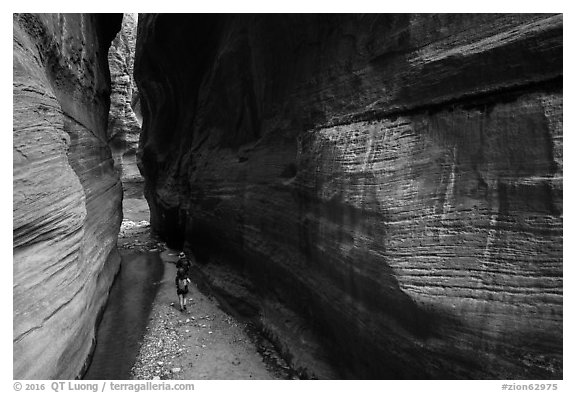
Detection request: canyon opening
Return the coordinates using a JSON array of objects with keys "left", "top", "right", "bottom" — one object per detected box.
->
[{"left": 13, "top": 13, "right": 562, "bottom": 381}]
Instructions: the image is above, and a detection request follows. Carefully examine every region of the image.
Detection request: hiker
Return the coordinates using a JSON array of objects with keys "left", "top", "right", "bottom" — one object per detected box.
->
[
  {"left": 175, "top": 267, "right": 191, "bottom": 312},
  {"left": 176, "top": 252, "right": 191, "bottom": 278}
]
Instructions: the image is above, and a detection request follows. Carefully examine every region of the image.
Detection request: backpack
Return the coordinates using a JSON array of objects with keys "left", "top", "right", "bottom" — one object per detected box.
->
[
  {"left": 177, "top": 259, "right": 190, "bottom": 274},
  {"left": 178, "top": 277, "right": 188, "bottom": 291}
]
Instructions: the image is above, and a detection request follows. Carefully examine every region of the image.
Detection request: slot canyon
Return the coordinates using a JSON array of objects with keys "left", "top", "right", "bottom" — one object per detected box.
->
[{"left": 13, "top": 13, "right": 562, "bottom": 380}]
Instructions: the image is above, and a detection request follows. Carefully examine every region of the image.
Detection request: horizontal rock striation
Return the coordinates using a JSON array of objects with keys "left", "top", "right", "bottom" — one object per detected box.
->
[
  {"left": 108, "top": 13, "right": 142, "bottom": 185},
  {"left": 13, "top": 13, "right": 123, "bottom": 379},
  {"left": 135, "top": 14, "right": 562, "bottom": 378}
]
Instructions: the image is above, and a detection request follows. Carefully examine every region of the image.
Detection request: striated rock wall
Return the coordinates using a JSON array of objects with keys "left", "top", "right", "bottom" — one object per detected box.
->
[
  {"left": 135, "top": 14, "right": 562, "bottom": 378},
  {"left": 108, "top": 13, "right": 142, "bottom": 185},
  {"left": 13, "top": 13, "right": 123, "bottom": 379}
]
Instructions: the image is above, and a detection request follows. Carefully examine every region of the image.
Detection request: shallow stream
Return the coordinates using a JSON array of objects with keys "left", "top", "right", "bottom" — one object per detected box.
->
[{"left": 83, "top": 251, "right": 163, "bottom": 379}]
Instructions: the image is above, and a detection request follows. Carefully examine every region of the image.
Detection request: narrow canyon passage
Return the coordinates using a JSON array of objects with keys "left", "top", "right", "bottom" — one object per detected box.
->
[
  {"left": 13, "top": 13, "right": 563, "bottom": 380},
  {"left": 83, "top": 180, "right": 161, "bottom": 380},
  {"left": 84, "top": 182, "right": 302, "bottom": 380}
]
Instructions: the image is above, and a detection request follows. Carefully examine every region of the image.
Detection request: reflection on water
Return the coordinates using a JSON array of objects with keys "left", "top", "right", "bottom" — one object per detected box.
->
[{"left": 83, "top": 251, "right": 163, "bottom": 380}]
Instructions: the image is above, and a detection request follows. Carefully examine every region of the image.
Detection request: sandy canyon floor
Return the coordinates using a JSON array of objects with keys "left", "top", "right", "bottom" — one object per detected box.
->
[{"left": 118, "top": 188, "right": 293, "bottom": 380}]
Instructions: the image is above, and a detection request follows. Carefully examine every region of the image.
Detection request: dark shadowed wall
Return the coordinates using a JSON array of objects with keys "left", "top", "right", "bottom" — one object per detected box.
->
[{"left": 134, "top": 14, "right": 562, "bottom": 379}]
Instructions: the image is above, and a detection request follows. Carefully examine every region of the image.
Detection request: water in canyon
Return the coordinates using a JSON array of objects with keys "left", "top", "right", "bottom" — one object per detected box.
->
[{"left": 83, "top": 251, "right": 163, "bottom": 379}]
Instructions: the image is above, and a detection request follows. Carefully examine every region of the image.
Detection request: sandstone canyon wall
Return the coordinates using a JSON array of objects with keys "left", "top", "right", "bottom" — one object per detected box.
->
[
  {"left": 108, "top": 13, "right": 143, "bottom": 185},
  {"left": 13, "top": 13, "right": 123, "bottom": 379},
  {"left": 134, "top": 14, "right": 562, "bottom": 378}
]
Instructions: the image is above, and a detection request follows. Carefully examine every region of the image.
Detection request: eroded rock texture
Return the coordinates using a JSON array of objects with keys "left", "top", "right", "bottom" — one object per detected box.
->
[
  {"left": 108, "top": 13, "right": 142, "bottom": 184},
  {"left": 13, "top": 13, "right": 123, "bottom": 379},
  {"left": 135, "top": 14, "right": 563, "bottom": 379}
]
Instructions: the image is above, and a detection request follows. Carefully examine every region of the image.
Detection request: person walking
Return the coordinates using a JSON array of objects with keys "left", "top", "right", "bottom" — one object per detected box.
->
[
  {"left": 176, "top": 252, "right": 191, "bottom": 278},
  {"left": 175, "top": 267, "right": 191, "bottom": 312}
]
